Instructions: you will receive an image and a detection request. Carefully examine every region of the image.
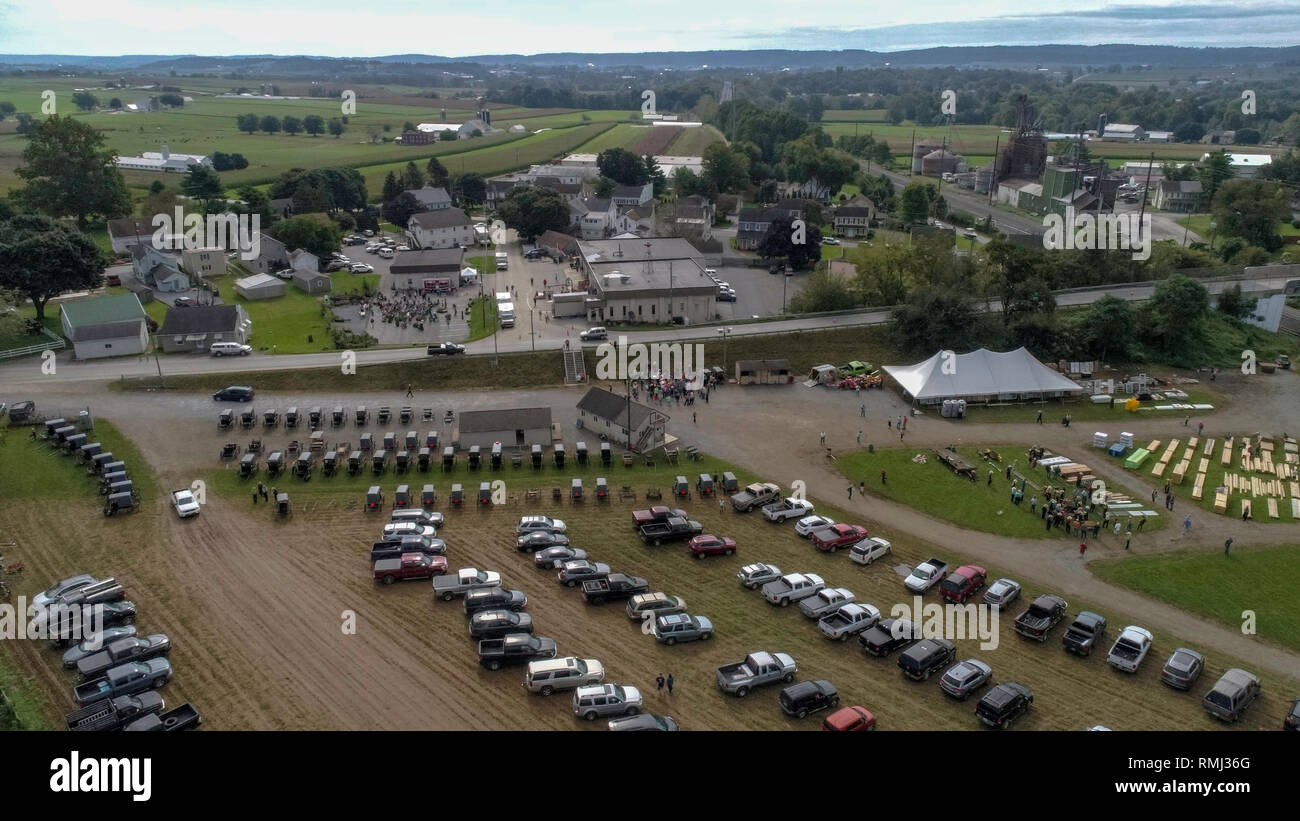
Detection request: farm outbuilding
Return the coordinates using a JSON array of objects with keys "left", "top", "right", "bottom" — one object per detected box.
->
[
  {"left": 455, "top": 407, "right": 553, "bottom": 450},
  {"left": 734, "top": 359, "right": 794, "bottom": 385},
  {"left": 293, "top": 269, "right": 332, "bottom": 294},
  {"left": 233, "top": 273, "right": 286, "bottom": 301}
]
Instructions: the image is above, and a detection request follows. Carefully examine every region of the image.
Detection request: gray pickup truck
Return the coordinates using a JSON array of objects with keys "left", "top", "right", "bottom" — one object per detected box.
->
[
  {"left": 73, "top": 660, "right": 172, "bottom": 707},
  {"left": 66, "top": 693, "right": 165, "bottom": 732},
  {"left": 731, "top": 482, "right": 782, "bottom": 512},
  {"left": 638, "top": 518, "right": 703, "bottom": 545},
  {"left": 433, "top": 567, "right": 502, "bottom": 601},
  {"left": 76, "top": 634, "right": 171, "bottom": 680},
  {"left": 123, "top": 703, "right": 202, "bottom": 732},
  {"left": 715, "top": 651, "right": 797, "bottom": 697},
  {"left": 582, "top": 574, "right": 650, "bottom": 605},
  {"left": 478, "top": 633, "right": 557, "bottom": 670}
]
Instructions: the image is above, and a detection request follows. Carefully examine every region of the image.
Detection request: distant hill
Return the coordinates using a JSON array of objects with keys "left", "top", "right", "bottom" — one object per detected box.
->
[{"left": 4, "top": 44, "right": 1300, "bottom": 73}]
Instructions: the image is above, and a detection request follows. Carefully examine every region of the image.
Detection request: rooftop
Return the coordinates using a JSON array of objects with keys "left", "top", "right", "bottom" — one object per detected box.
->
[
  {"left": 577, "top": 387, "right": 663, "bottom": 429},
  {"left": 409, "top": 208, "right": 473, "bottom": 230},
  {"left": 158, "top": 304, "right": 241, "bottom": 335},
  {"left": 60, "top": 293, "right": 146, "bottom": 328},
  {"left": 458, "top": 407, "right": 553, "bottom": 434},
  {"left": 390, "top": 248, "right": 465, "bottom": 273}
]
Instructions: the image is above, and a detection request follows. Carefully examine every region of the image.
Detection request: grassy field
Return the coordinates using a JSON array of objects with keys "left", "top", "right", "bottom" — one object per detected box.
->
[
  {"left": 1091, "top": 544, "right": 1300, "bottom": 652},
  {"left": 664, "top": 124, "right": 726, "bottom": 155},
  {"left": 211, "top": 274, "right": 337, "bottom": 355},
  {"left": 467, "top": 296, "right": 500, "bottom": 342},
  {"left": 575, "top": 123, "right": 652, "bottom": 154},
  {"left": 0, "top": 419, "right": 158, "bottom": 502},
  {"left": 821, "top": 109, "right": 889, "bottom": 123},
  {"left": 1168, "top": 431, "right": 1300, "bottom": 524},
  {"left": 836, "top": 443, "right": 1168, "bottom": 539}
]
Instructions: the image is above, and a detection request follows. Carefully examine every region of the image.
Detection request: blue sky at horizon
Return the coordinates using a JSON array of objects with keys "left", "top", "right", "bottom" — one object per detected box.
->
[{"left": 1, "top": 0, "right": 1298, "bottom": 56}]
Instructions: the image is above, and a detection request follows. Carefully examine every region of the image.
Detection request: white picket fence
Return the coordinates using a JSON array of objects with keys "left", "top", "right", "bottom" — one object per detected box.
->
[{"left": 0, "top": 328, "right": 65, "bottom": 360}]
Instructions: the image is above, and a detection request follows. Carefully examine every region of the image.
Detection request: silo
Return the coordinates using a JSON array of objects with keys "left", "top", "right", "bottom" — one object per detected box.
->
[
  {"left": 912, "top": 143, "right": 941, "bottom": 174},
  {"left": 922, "top": 148, "right": 962, "bottom": 177}
]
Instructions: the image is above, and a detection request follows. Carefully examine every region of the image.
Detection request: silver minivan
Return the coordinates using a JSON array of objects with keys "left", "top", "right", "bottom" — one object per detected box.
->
[
  {"left": 525, "top": 656, "right": 604, "bottom": 696},
  {"left": 571, "top": 683, "right": 642, "bottom": 720}
]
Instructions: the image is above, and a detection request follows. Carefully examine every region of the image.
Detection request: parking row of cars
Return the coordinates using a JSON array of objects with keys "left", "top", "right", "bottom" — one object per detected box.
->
[{"left": 28, "top": 574, "right": 202, "bottom": 732}]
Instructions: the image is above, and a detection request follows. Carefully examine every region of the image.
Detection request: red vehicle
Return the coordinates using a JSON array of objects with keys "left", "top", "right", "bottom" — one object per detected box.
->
[
  {"left": 688, "top": 535, "right": 736, "bottom": 559},
  {"left": 939, "top": 565, "right": 988, "bottom": 604},
  {"left": 631, "top": 506, "right": 688, "bottom": 530},
  {"left": 373, "top": 552, "right": 447, "bottom": 585},
  {"left": 822, "top": 706, "right": 876, "bottom": 731},
  {"left": 812, "top": 524, "right": 868, "bottom": 552}
]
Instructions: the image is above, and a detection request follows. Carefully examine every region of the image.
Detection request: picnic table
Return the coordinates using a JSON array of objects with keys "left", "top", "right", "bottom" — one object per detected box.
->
[{"left": 936, "top": 449, "right": 976, "bottom": 479}]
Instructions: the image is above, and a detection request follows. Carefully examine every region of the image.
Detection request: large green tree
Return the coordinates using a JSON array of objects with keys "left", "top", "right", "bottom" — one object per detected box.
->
[
  {"left": 381, "top": 192, "right": 424, "bottom": 229},
  {"left": 271, "top": 215, "right": 342, "bottom": 260},
  {"left": 1077, "top": 295, "right": 1137, "bottom": 361},
  {"left": 13, "top": 115, "right": 131, "bottom": 228},
  {"left": 451, "top": 172, "right": 486, "bottom": 207},
  {"left": 399, "top": 161, "right": 425, "bottom": 191},
  {"left": 1142, "top": 273, "right": 1209, "bottom": 353},
  {"left": 890, "top": 285, "right": 976, "bottom": 354},
  {"left": 1211, "top": 179, "right": 1290, "bottom": 251},
  {"left": 756, "top": 217, "right": 822, "bottom": 270},
  {"left": 497, "top": 186, "right": 571, "bottom": 241},
  {"left": 426, "top": 156, "right": 450, "bottom": 189},
  {"left": 1197, "top": 150, "right": 1234, "bottom": 205},
  {"left": 597, "top": 148, "right": 648, "bottom": 186},
  {"left": 0, "top": 215, "right": 106, "bottom": 321},
  {"left": 701, "top": 142, "right": 751, "bottom": 193},
  {"left": 180, "top": 165, "right": 225, "bottom": 210},
  {"left": 895, "top": 182, "right": 932, "bottom": 226}
]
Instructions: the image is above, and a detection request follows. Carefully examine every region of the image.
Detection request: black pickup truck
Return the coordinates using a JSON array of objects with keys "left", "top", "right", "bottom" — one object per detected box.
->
[
  {"left": 370, "top": 538, "right": 447, "bottom": 561},
  {"left": 638, "top": 517, "right": 703, "bottom": 546},
  {"left": 1061, "top": 611, "right": 1108, "bottom": 657},
  {"left": 66, "top": 693, "right": 165, "bottom": 732},
  {"left": 582, "top": 574, "right": 650, "bottom": 605},
  {"left": 478, "top": 633, "right": 557, "bottom": 670},
  {"left": 123, "top": 703, "right": 202, "bottom": 732},
  {"left": 1014, "top": 594, "right": 1069, "bottom": 642}
]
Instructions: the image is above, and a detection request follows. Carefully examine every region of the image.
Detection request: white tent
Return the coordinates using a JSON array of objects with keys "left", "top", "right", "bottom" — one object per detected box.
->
[
  {"left": 460, "top": 266, "right": 479, "bottom": 284},
  {"left": 882, "top": 347, "right": 1082, "bottom": 404}
]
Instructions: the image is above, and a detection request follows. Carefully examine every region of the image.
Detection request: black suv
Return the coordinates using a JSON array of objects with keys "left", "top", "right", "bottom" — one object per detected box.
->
[
  {"left": 859, "top": 618, "right": 918, "bottom": 658},
  {"left": 778, "top": 680, "right": 839, "bottom": 719},
  {"left": 213, "top": 386, "right": 255, "bottom": 402},
  {"left": 897, "top": 638, "right": 957, "bottom": 681},
  {"left": 464, "top": 587, "right": 528, "bottom": 616},
  {"left": 975, "top": 682, "right": 1034, "bottom": 729}
]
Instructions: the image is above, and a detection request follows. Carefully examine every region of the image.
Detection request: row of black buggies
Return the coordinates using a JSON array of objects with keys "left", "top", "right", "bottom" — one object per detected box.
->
[
  {"left": 37, "top": 418, "right": 140, "bottom": 516},
  {"left": 218, "top": 405, "right": 447, "bottom": 432},
  {"left": 363, "top": 477, "right": 614, "bottom": 510}
]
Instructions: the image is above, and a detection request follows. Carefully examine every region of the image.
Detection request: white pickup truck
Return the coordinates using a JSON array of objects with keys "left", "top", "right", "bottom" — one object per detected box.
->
[
  {"left": 170, "top": 488, "right": 200, "bottom": 518},
  {"left": 1107, "top": 626, "right": 1154, "bottom": 673},
  {"left": 904, "top": 557, "right": 948, "bottom": 594},
  {"left": 762, "top": 497, "right": 814, "bottom": 523}
]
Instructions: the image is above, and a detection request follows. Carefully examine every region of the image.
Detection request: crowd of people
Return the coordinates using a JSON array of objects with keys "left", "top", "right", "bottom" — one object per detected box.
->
[
  {"left": 362, "top": 289, "right": 465, "bottom": 331},
  {"left": 627, "top": 371, "right": 723, "bottom": 407}
]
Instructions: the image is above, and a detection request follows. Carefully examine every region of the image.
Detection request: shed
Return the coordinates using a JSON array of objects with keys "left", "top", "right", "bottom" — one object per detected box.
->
[
  {"left": 735, "top": 358, "right": 793, "bottom": 386},
  {"left": 233, "top": 273, "right": 286, "bottom": 301},
  {"left": 455, "top": 407, "right": 553, "bottom": 450},
  {"left": 293, "top": 269, "right": 333, "bottom": 294}
]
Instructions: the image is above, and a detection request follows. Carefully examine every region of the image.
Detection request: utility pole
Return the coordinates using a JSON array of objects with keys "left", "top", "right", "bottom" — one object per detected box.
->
[
  {"left": 908, "top": 129, "right": 916, "bottom": 177},
  {"left": 987, "top": 133, "right": 1000, "bottom": 205},
  {"left": 717, "top": 326, "right": 733, "bottom": 373},
  {"left": 1138, "top": 151, "right": 1155, "bottom": 227}
]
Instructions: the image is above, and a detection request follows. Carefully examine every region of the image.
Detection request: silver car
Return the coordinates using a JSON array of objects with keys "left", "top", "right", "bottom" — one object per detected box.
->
[
  {"left": 939, "top": 659, "right": 993, "bottom": 700},
  {"left": 572, "top": 684, "right": 643, "bottom": 720},
  {"left": 737, "top": 562, "right": 781, "bottom": 590},
  {"left": 983, "top": 578, "right": 1021, "bottom": 610}
]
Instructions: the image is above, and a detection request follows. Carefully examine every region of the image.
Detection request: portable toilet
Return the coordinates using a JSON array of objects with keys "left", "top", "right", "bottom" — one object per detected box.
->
[
  {"left": 674, "top": 475, "right": 689, "bottom": 497},
  {"left": 697, "top": 473, "right": 714, "bottom": 496},
  {"left": 366, "top": 486, "right": 383, "bottom": 511},
  {"left": 468, "top": 445, "right": 481, "bottom": 471},
  {"left": 554, "top": 443, "right": 565, "bottom": 469},
  {"left": 450, "top": 483, "right": 464, "bottom": 506},
  {"left": 575, "top": 442, "right": 588, "bottom": 466},
  {"left": 394, "top": 484, "right": 411, "bottom": 508},
  {"left": 531, "top": 444, "right": 542, "bottom": 469},
  {"left": 600, "top": 442, "right": 612, "bottom": 467},
  {"left": 571, "top": 478, "right": 583, "bottom": 500},
  {"left": 421, "top": 484, "right": 436, "bottom": 507},
  {"left": 491, "top": 442, "right": 502, "bottom": 470},
  {"left": 722, "top": 471, "right": 739, "bottom": 493},
  {"left": 478, "top": 481, "right": 492, "bottom": 505},
  {"left": 443, "top": 446, "right": 455, "bottom": 471},
  {"left": 596, "top": 477, "right": 608, "bottom": 499}
]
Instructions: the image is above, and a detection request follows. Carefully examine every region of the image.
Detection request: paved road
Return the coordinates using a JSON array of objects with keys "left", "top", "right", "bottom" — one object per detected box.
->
[{"left": 4, "top": 274, "right": 1291, "bottom": 387}]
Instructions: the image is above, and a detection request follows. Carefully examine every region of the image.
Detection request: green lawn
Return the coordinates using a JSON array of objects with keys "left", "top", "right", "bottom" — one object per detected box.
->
[
  {"left": 1091, "top": 545, "right": 1300, "bottom": 652},
  {"left": 665, "top": 124, "right": 726, "bottom": 155},
  {"left": 836, "top": 443, "right": 1167, "bottom": 539},
  {"left": 330, "top": 271, "right": 379, "bottom": 296},
  {"left": 212, "top": 274, "right": 337, "bottom": 355},
  {"left": 465, "top": 254, "right": 498, "bottom": 275},
  {"left": 1177, "top": 432, "right": 1298, "bottom": 524},
  {"left": 0, "top": 419, "right": 158, "bottom": 502},
  {"left": 467, "top": 295, "right": 499, "bottom": 342},
  {"left": 820, "top": 244, "right": 846, "bottom": 260},
  {"left": 955, "top": 387, "right": 1225, "bottom": 423}
]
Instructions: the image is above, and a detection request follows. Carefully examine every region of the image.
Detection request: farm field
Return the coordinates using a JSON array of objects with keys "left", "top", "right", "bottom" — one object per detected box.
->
[
  {"left": 664, "top": 124, "right": 726, "bottom": 155},
  {"left": 0, "top": 416, "right": 1294, "bottom": 731}
]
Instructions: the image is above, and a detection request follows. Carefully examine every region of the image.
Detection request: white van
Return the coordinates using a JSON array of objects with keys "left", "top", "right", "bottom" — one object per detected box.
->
[
  {"left": 494, "top": 291, "right": 512, "bottom": 304},
  {"left": 210, "top": 342, "right": 252, "bottom": 357},
  {"left": 495, "top": 251, "right": 508, "bottom": 271},
  {"left": 499, "top": 302, "right": 516, "bottom": 328}
]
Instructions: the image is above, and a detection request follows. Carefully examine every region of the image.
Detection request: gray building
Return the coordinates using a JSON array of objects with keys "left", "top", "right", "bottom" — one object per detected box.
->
[
  {"left": 577, "top": 237, "right": 716, "bottom": 325},
  {"left": 390, "top": 248, "right": 464, "bottom": 290},
  {"left": 455, "top": 407, "right": 553, "bottom": 450},
  {"left": 157, "top": 304, "right": 252, "bottom": 353},
  {"left": 576, "top": 387, "right": 669, "bottom": 453}
]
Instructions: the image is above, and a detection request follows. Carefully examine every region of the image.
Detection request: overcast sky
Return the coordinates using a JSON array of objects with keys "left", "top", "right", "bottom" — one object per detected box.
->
[{"left": 1, "top": 0, "right": 1297, "bottom": 56}]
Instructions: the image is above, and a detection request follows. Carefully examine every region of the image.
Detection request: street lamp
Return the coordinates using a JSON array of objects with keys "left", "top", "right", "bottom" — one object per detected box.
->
[{"left": 717, "top": 326, "right": 733, "bottom": 374}]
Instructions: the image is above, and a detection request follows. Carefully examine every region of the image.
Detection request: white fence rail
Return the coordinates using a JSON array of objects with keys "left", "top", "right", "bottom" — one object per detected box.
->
[{"left": 0, "top": 328, "right": 65, "bottom": 360}]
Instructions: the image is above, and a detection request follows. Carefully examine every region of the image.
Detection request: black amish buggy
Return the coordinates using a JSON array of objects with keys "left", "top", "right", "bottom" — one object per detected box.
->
[
  {"left": 595, "top": 477, "right": 608, "bottom": 500},
  {"left": 284, "top": 407, "right": 300, "bottom": 429},
  {"left": 600, "top": 442, "right": 612, "bottom": 467},
  {"left": 80, "top": 442, "right": 103, "bottom": 463},
  {"left": 240, "top": 409, "right": 256, "bottom": 430},
  {"left": 383, "top": 432, "right": 396, "bottom": 452},
  {"left": 571, "top": 478, "right": 583, "bottom": 501},
  {"left": 263, "top": 408, "right": 279, "bottom": 429},
  {"left": 450, "top": 483, "right": 464, "bottom": 506},
  {"left": 673, "top": 475, "right": 690, "bottom": 498},
  {"left": 377, "top": 406, "right": 392, "bottom": 425},
  {"left": 421, "top": 484, "right": 437, "bottom": 507},
  {"left": 99, "top": 460, "right": 125, "bottom": 478},
  {"left": 276, "top": 492, "right": 291, "bottom": 518},
  {"left": 696, "top": 473, "right": 714, "bottom": 497},
  {"left": 331, "top": 406, "right": 345, "bottom": 428},
  {"left": 417, "top": 447, "right": 431, "bottom": 472},
  {"left": 722, "top": 472, "right": 739, "bottom": 494},
  {"left": 103, "top": 492, "right": 139, "bottom": 517},
  {"left": 468, "top": 445, "right": 481, "bottom": 471},
  {"left": 63, "top": 433, "right": 87, "bottom": 454},
  {"left": 239, "top": 453, "right": 258, "bottom": 478},
  {"left": 355, "top": 406, "right": 368, "bottom": 426},
  {"left": 266, "top": 451, "right": 285, "bottom": 478},
  {"left": 365, "top": 486, "right": 383, "bottom": 512},
  {"left": 218, "top": 409, "right": 234, "bottom": 430},
  {"left": 371, "top": 451, "right": 387, "bottom": 475},
  {"left": 347, "top": 450, "right": 363, "bottom": 476},
  {"left": 246, "top": 438, "right": 263, "bottom": 454},
  {"left": 478, "top": 482, "right": 492, "bottom": 506},
  {"left": 293, "top": 452, "right": 313, "bottom": 481},
  {"left": 443, "top": 446, "right": 455, "bottom": 472},
  {"left": 99, "top": 471, "right": 128, "bottom": 494},
  {"left": 554, "top": 443, "right": 566, "bottom": 469},
  {"left": 107, "top": 479, "right": 135, "bottom": 499},
  {"left": 309, "top": 407, "right": 323, "bottom": 429},
  {"left": 425, "top": 431, "right": 439, "bottom": 449},
  {"left": 321, "top": 450, "right": 338, "bottom": 476},
  {"left": 400, "top": 406, "right": 413, "bottom": 425},
  {"left": 220, "top": 442, "right": 240, "bottom": 460},
  {"left": 531, "top": 444, "right": 543, "bottom": 470},
  {"left": 491, "top": 442, "right": 502, "bottom": 471},
  {"left": 405, "top": 430, "right": 419, "bottom": 450},
  {"left": 575, "top": 442, "right": 588, "bottom": 466},
  {"left": 359, "top": 433, "right": 374, "bottom": 453},
  {"left": 394, "top": 484, "right": 411, "bottom": 508},
  {"left": 395, "top": 450, "right": 410, "bottom": 473}
]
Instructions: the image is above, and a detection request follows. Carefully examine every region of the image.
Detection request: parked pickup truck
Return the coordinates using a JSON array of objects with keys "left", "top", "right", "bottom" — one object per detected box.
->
[
  {"left": 799, "top": 587, "right": 856, "bottom": 619},
  {"left": 818, "top": 603, "right": 881, "bottom": 641},
  {"left": 66, "top": 693, "right": 165, "bottom": 732},
  {"left": 123, "top": 703, "right": 202, "bottom": 732},
  {"left": 434, "top": 567, "right": 502, "bottom": 601},
  {"left": 938, "top": 565, "right": 987, "bottom": 604},
  {"left": 374, "top": 553, "right": 447, "bottom": 584},
  {"left": 904, "top": 558, "right": 949, "bottom": 594},
  {"left": 762, "top": 497, "right": 814, "bottom": 522},
  {"left": 762, "top": 573, "right": 825, "bottom": 607},
  {"left": 1107, "top": 625, "right": 1153, "bottom": 673},
  {"left": 812, "top": 524, "right": 868, "bottom": 553},
  {"left": 77, "top": 635, "right": 171, "bottom": 680},
  {"left": 370, "top": 539, "right": 447, "bottom": 562},
  {"left": 170, "top": 488, "right": 200, "bottom": 518},
  {"left": 639, "top": 517, "right": 703, "bottom": 545},
  {"left": 73, "top": 660, "right": 172, "bottom": 707},
  {"left": 860, "top": 618, "right": 919, "bottom": 658},
  {"left": 731, "top": 482, "right": 782, "bottom": 512},
  {"left": 1014, "top": 594, "right": 1069, "bottom": 641},
  {"left": 478, "top": 633, "right": 557, "bottom": 670},
  {"left": 631, "top": 506, "right": 689, "bottom": 529},
  {"left": 1061, "top": 611, "right": 1108, "bottom": 657},
  {"left": 715, "top": 651, "right": 796, "bottom": 697},
  {"left": 582, "top": 574, "right": 650, "bottom": 605}
]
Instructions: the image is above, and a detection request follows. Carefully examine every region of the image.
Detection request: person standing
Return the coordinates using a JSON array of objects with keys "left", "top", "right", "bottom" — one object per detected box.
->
[
  {"left": 1114, "top": 521, "right": 1122, "bottom": 536},
  {"left": 857, "top": 430, "right": 863, "bottom": 445},
  {"left": 1151, "top": 489, "right": 1158, "bottom": 504},
  {"left": 1183, "top": 515, "right": 1191, "bottom": 534},
  {"left": 693, "top": 412, "right": 697, "bottom": 424},
  {"left": 847, "top": 485, "right": 854, "bottom": 499},
  {"left": 405, "top": 383, "right": 415, "bottom": 399},
  {"left": 1124, "top": 535, "right": 1131, "bottom": 551},
  {"left": 887, "top": 418, "right": 892, "bottom": 430},
  {"left": 859, "top": 481, "right": 865, "bottom": 496},
  {"left": 666, "top": 673, "right": 674, "bottom": 695},
  {"left": 987, "top": 470, "right": 994, "bottom": 486},
  {"left": 655, "top": 673, "right": 665, "bottom": 695},
  {"left": 1137, "top": 516, "right": 1146, "bottom": 532},
  {"left": 1197, "top": 421, "right": 1204, "bottom": 436},
  {"left": 1079, "top": 542, "right": 1088, "bottom": 558},
  {"left": 1224, "top": 538, "right": 1233, "bottom": 556},
  {"left": 819, "top": 431, "right": 826, "bottom": 446},
  {"left": 880, "top": 469, "right": 887, "bottom": 485},
  {"left": 1036, "top": 409, "right": 1043, "bottom": 424},
  {"left": 252, "top": 490, "right": 258, "bottom": 504},
  {"left": 859, "top": 404, "right": 866, "bottom": 417}
]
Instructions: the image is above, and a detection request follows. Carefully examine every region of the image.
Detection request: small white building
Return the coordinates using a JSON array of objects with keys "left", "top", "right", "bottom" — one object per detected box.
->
[
  {"left": 180, "top": 246, "right": 226, "bottom": 280},
  {"left": 1206, "top": 153, "right": 1274, "bottom": 179},
  {"left": 115, "top": 144, "right": 212, "bottom": 173},
  {"left": 60, "top": 293, "right": 150, "bottom": 360},
  {"left": 233, "top": 273, "right": 286, "bottom": 301},
  {"left": 407, "top": 209, "right": 474, "bottom": 249}
]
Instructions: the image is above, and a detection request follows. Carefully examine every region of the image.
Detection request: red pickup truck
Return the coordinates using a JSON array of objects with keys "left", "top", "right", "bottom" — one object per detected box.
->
[
  {"left": 939, "top": 565, "right": 987, "bottom": 604},
  {"left": 374, "top": 553, "right": 447, "bottom": 584},
  {"left": 631, "top": 506, "right": 688, "bottom": 530},
  {"left": 812, "top": 524, "right": 868, "bottom": 552}
]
